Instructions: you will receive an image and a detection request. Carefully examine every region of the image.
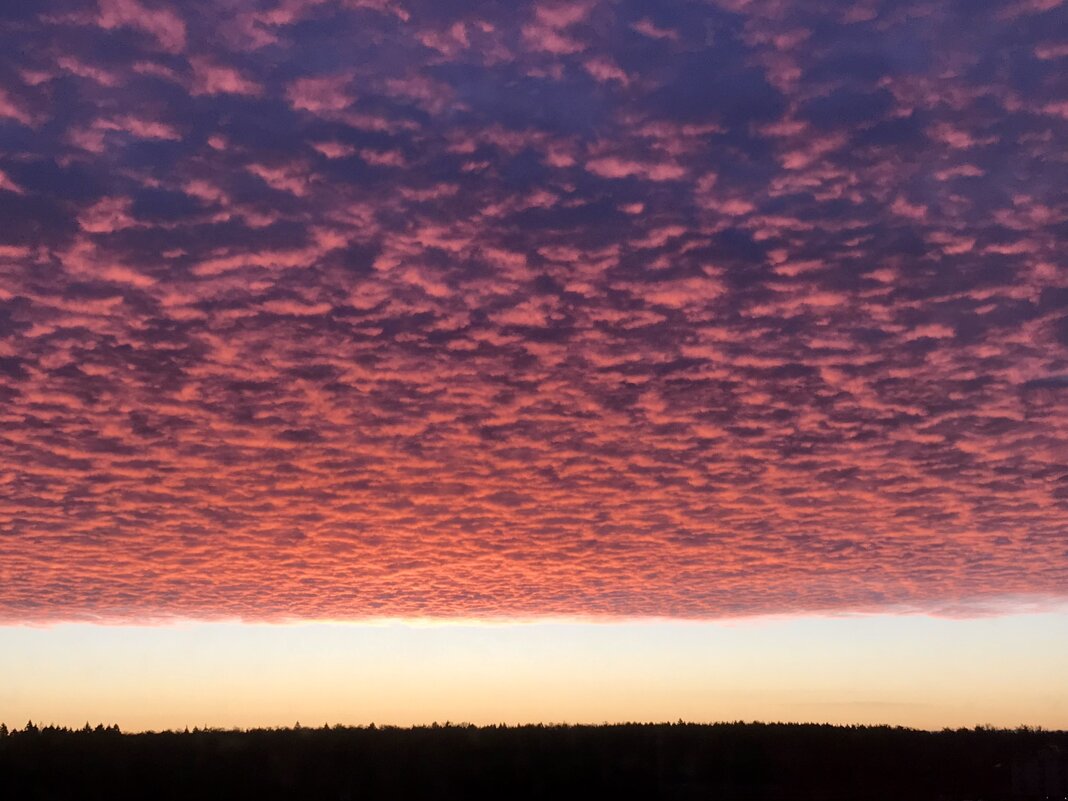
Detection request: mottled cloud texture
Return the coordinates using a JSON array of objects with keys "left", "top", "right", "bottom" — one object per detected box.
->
[{"left": 1, "top": 0, "right": 1067, "bottom": 622}]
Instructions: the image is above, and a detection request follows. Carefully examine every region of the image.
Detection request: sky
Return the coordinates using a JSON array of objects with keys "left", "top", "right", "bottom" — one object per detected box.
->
[
  {"left": 0, "top": 0, "right": 1066, "bottom": 729},
  {"left": 3, "top": 615, "right": 1068, "bottom": 731}
]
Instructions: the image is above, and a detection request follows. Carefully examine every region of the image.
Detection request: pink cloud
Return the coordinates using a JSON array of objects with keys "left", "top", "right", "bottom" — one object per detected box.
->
[
  {"left": 0, "top": 170, "right": 24, "bottom": 195},
  {"left": 631, "top": 274, "right": 724, "bottom": 309},
  {"left": 383, "top": 74, "right": 455, "bottom": 113},
  {"left": 928, "top": 123, "right": 996, "bottom": 149},
  {"left": 56, "top": 56, "right": 123, "bottom": 87},
  {"left": 77, "top": 197, "right": 137, "bottom": 233},
  {"left": 97, "top": 0, "right": 186, "bottom": 53},
  {"left": 529, "top": 28, "right": 585, "bottom": 55},
  {"left": 311, "top": 141, "right": 357, "bottom": 159},
  {"left": 997, "top": 0, "right": 1063, "bottom": 18},
  {"left": 190, "top": 58, "right": 262, "bottom": 96},
  {"left": 246, "top": 163, "right": 312, "bottom": 196},
  {"left": 417, "top": 21, "right": 471, "bottom": 57},
  {"left": 98, "top": 115, "right": 182, "bottom": 140},
  {"left": 586, "top": 155, "right": 686, "bottom": 181},
  {"left": 1035, "top": 41, "right": 1068, "bottom": 59},
  {"left": 0, "top": 88, "right": 35, "bottom": 126},
  {"left": 903, "top": 323, "right": 957, "bottom": 341},
  {"left": 933, "top": 164, "right": 985, "bottom": 181},
  {"left": 360, "top": 148, "right": 408, "bottom": 167},
  {"left": 261, "top": 298, "right": 334, "bottom": 316},
  {"left": 583, "top": 57, "right": 630, "bottom": 86},
  {"left": 521, "top": 18, "right": 586, "bottom": 55},
  {"left": 631, "top": 18, "right": 680, "bottom": 41},
  {"left": 59, "top": 238, "right": 156, "bottom": 288},
  {"left": 286, "top": 75, "right": 353, "bottom": 113},
  {"left": 2, "top": 0, "right": 1067, "bottom": 625},
  {"left": 1043, "top": 101, "right": 1068, "bottom": 119},
  {"left": 533, "top": 0, "right": 594, "bottom": 28},
  {"left": 891, "top": 196, "right": 928, "bottom": 221}
]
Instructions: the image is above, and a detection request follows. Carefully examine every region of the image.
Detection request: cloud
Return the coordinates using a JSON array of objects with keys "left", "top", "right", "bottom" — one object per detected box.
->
[
  {"left": 0, "top": 88, "right": 36, "bottom": 126},
  {"left": 630, "top": 18, "right": 679, "bottom": 41},
  {"left": 0, "top": 170, "right": 25, "bottom": 195},
  {"left": 585, "top": 155, "right": 686, "bottom": 181},
  {"left": 96, "top": 0, "right": 186, "bottom": 53},
  {"left": 287, "top": 75, "right": 354, "bottom": 113},
  {"left": 190, "top": 58, "right": 262, "bottom": 96},
  {"left": 0, "top": 0, "right": 1065, "bottom": 623}
]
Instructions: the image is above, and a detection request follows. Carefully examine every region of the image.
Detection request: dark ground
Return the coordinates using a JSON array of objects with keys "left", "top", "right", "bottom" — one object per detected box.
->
[{"left": 1, "top": 720, "right": 1066, "bottom": 800}]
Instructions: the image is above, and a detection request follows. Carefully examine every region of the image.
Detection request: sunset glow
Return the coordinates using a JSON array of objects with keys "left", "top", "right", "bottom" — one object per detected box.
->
[
  {"left": 1, "top": 0, "right": 1067, "bottom": 735},
  {"left": 4, "top": 614, "right": 1067, "bottom": 731}
]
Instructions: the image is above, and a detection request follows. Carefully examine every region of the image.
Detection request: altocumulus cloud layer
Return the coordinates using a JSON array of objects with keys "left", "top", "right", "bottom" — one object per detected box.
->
[{"left": 0, "top": 0, "right": 1066, "bottom": 622}]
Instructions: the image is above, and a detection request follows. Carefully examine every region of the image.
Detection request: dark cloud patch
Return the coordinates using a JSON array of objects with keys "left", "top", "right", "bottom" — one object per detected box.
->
[
  {"left": 130, "top": 188, "right": 205, "bottom": 223},
  {"left": 0, "top": 356, "right": 28, "bottom": 380},
  {"left": 3, "top": 159, "right": 105, "bottom": 202},
  {"left": 440, "top": 64, "right": 612, "bottom": 135},
  {"left": 0, "top": 193, "right": 76, "bottom": 246},
  {"left": 646, "top": 51, "right": 784, "bottom": 125},
  {"left": 799, "top": 88, "right": 895, "bottom": 132}
]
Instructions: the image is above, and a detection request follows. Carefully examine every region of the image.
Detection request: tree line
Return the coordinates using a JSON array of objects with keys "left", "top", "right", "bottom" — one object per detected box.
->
[{"left": 1, "top": 720, "right": 1065, "bottom": 800}]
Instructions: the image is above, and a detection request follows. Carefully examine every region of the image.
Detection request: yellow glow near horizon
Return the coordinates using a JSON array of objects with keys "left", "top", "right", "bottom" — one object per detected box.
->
[{"left": 1, "top": 613, "right": 1066, "bottom": 733}]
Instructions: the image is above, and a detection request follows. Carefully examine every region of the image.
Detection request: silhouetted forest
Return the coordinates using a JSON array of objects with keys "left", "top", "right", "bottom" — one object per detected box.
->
[{"left": 1, "top": 720, "right": 1066, "bottom": 800}]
